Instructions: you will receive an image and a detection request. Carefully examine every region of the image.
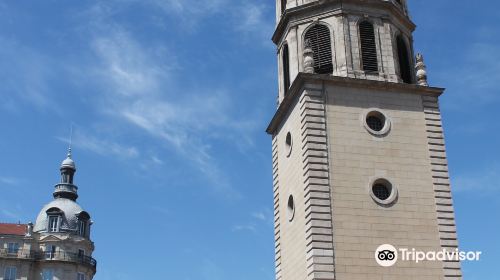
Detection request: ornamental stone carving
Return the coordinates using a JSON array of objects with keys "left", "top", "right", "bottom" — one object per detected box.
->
[
  {"left": 303, "top": 39, "right": 315, "bottom": 74},
  {"left": 415, "top": 53, "right": 428, "bottom": 86}
]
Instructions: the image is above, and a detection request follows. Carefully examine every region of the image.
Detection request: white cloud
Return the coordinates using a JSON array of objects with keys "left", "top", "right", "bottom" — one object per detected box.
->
[
  {"left": 232, "top": 223, "right": 257, "bottom": 232},
  {"left": 436, "top": 40, "right": 500, "bottom": 107},
  {"left": 1, "top": 1, "right": 264, "bottom": 198},
  {"left": 81, "top": 18, "right": 254, "bottom": 197},
  {"left": 150, "top": 0, "right": 227, "bottom": 14},
  {"left": 453, "top": 165, "right": 500, "bottom": 194},
  {"left": 252, "top": 212, "right": 267, "bottom": 221},
  {"left": 0, "top": 176, "right": 20, "bottom": 186},
  {"left": 235, "top": 3, "right": 267, "bottom": 32},
  {"left": 232, "top": 2, "right": 275, "bottom": 45},
  {"left": 151, "top": 156, "right": 164, "bottom": 165},
  {"left": 0, "top": 37, "right": 57, "bottom": 110},
  {"left": 459, "top": 43, "right": 500, "bottom": 92},
  {"left": 234, "top": 209, "right": 274, "bottom": 233},
  {"left": 57, "top": 130, "right": 140, "bottom": 160},
  {"left": 91, "top": 29, "right": 171, "bottom": 97}
]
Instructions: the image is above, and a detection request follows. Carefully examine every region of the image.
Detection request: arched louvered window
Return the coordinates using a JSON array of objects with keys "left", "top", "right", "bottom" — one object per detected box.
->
[
  {"left": 282, "top": 44, "right": 290, "bottom": 94},
  {"left": 359, "top": 21, "right": 379, "bottom": 73},
  {"left": 397, "top": 35, "right": 412, "bottom": 83},
  {"left": 304, "top": 24, "right": 333, "bottom": 74},
  {"left": 281, "top": 0, "right": 286, "bottom": 14}
]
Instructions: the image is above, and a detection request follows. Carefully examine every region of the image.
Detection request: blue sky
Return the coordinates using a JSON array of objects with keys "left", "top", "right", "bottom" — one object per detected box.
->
[{"left": 0, "top": 1, "right": 498, "bottom": 279}]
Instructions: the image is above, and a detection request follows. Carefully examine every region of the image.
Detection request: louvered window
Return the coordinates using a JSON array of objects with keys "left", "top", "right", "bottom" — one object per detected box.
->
[
  {"left": 282, "top": 44, "right": 290, "bottom": 94},
  {"left": 359, "top": 21, "right": 379, "bottom": 73},
  {"left": 397, "top": 35, "right": 412, "bottom": 84},
  {"left": 281, "top": 0, "right": 286, "bottom": 14},
  {"left": 304, "top": 25, "right": 333, "bottom": 74}
]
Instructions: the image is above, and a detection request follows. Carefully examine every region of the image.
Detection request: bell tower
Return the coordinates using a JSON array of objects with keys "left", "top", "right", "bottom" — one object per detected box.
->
[{"left": 267, "top": 1, "right": 462, "bottom": 279}]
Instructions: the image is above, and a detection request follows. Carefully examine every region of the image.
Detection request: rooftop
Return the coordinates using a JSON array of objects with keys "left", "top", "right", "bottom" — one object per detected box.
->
[{"left": 0, "top": 223, "right": 27, "bottom": 236}]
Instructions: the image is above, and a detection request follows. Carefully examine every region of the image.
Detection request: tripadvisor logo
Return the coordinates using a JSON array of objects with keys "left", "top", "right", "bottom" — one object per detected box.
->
[
  {"left": 375, "top": 244, "right": 398, "bottom": 267},
  {"left": 375, "top": 244, "right": 482, "bottom": 267}
]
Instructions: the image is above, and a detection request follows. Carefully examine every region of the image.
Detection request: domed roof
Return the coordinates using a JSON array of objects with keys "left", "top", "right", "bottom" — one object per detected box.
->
[
  {"left": 61, "top": 156, "right": 76, "bottom": 170},
  {"left": 34, "top": 198, "right": 89, "bottom": 233}
]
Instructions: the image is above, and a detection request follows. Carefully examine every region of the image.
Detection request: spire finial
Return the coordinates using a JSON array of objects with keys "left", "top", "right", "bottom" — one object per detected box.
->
[
  {"left": 68, "top": 123, "right": 73, "bottom": 159},
  {"left": 415, "top": 53, "right": 429, "bottom": 86}
]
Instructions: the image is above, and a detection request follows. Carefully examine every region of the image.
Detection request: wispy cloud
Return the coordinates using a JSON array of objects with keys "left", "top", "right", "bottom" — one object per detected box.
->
[
  {"left": 57, "top": 130, "right": 140, "bottom": 160},
  {"left": 0, "top": 176, "right": 20, "bottom": 186},
  {"left": 453, "top": 165, "right": 500, "bottom": 194},
  {"left": 233, "top": 2, "right": 274, "bottom": 44},
  {"left": 120, "top": 0, "right": 230, "bottom": 31},
  {"left": 457, "top": 42, "right": 500, "bottom": 92},
  {"left": 232, "top": 223, "right": 257, "bottom": 232},
  {"left": 79, "top": 14, "right": 254, "bottom": 197},
  {"left": 252, "top": 211, "right": 267, "bottom": 221},
  {"left": 233, "top": 209, "right": 274, "bottom": 233},
  {"left": 151, "top": 156, "right": 164, "bottom": 165},
  {"left": 148, "top": 0, "right": 227, "bottom": 16},
  {"left": 1, "top": 1, "right": 266, "bottom": 198},
  {"left": 0, "top": 37, "right": 57, "bottom": 110},
  {"left": 436, "top": 37, "right": 500, "bottom": 107}
]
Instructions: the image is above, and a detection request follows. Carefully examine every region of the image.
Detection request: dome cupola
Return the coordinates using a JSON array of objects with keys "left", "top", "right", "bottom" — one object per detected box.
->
[
  {"left": 54, "top": 148, "right": 78, "bottom": 201},
  {"left": 33, "top": 149, "right": 92, "bottom": 239}
]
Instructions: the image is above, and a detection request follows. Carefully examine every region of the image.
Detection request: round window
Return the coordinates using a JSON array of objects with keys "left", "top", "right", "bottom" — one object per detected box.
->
[
  {"left": 370, "top": 178, "right": 398, "bottom": 205},
  {"left": 363, "top": 109, "right": 391, "bottom": 135},
  {"left": 287, "top": 195, "right": 295, "bottom": 221},
  {"left": 285, "top": 132, "right": 293, "bottom": 157},
  {"left": 373, "top": 183, "right": 391, "bottom": 200}
]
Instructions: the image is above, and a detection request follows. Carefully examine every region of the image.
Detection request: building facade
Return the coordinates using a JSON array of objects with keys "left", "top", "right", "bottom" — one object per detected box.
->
[
  {"left": 0, "top": 150, "right": 96, "bottom": 280},
  {"left": 267, "top": 0, "right": 461, "bottom": 279}
]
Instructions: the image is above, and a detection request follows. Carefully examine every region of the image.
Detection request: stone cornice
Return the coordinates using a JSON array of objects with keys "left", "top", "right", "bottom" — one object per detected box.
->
[
  {"left": 266, "top": 73, "right": 445, "bottom": 134},
  {"left": 272, "top": 0, "right": 416, "bottom": 45}
]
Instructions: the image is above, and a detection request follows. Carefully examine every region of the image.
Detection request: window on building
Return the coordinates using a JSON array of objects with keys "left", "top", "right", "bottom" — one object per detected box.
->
[
  {"left": 373, "top": 183, "right": 391, "bottom": 200},
  {"left": 77, "top": 211, "right": 91, "bottom": 238},
  {"left": 396, "top": 35, "right": 412, "bottom": 83},
  {"left": 282, "top": 44, "right": 290, "bottom": 95},
  {"left": 45, "top": 245, "right": 57, "bottom": 259},
  {"left": 7, "top": 242, "right": 19, "bottom": 254},
  {"left": 48, "top": 215, "right": 59, "bottom": 232},
  {"left": 4, "top": 267, "right": 17, "bottom": 280},
  {"left": 304, "top": 24, "right": 333, "bottom": 74},
  {"left": 287, "top": 195, "right": 295, "bottom": 222},
  {"left": 370, "top": 178, "right": 397, "bottom": 205},
  {"left": 77, "top": 272, "right": 86, "bottom": 280},
  {"left": 78, "top": 220, "right": 87, "bottom": 237},
  {"left": 285, "top": 132, "right": 293, "bottom": 157},
  {"left": 359, "top": 21, "right": 379, "bottom": 73},
  {"left": 42, "top": 269, "right": 54, "bottom": 280},
  {"left": 78, "top": 249, "right": 85, "bottom": 259}
]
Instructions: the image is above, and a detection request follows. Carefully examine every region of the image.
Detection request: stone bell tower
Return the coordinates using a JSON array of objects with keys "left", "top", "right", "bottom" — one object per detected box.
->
[{"left": 267, "top": 1, "right": 462, "bottom": 279}]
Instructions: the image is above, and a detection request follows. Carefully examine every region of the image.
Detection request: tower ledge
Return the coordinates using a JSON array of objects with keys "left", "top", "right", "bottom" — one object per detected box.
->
[{"left": 266, "top": 73, "right": 444, "bottom": 134}]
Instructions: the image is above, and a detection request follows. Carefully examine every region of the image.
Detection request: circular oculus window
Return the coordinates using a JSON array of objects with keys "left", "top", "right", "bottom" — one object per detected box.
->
[
  {"left": 369, "top": 178, "right": 398, "bottom": 205},
  {"left": 285, "top": 132, "right": 293, "bottom": 157},
  {"left": 363, "top": 109, "right": 391, "bottom": 135},
  {"left": 287, "top": 195, "right": 295, "bottom": 222}
]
